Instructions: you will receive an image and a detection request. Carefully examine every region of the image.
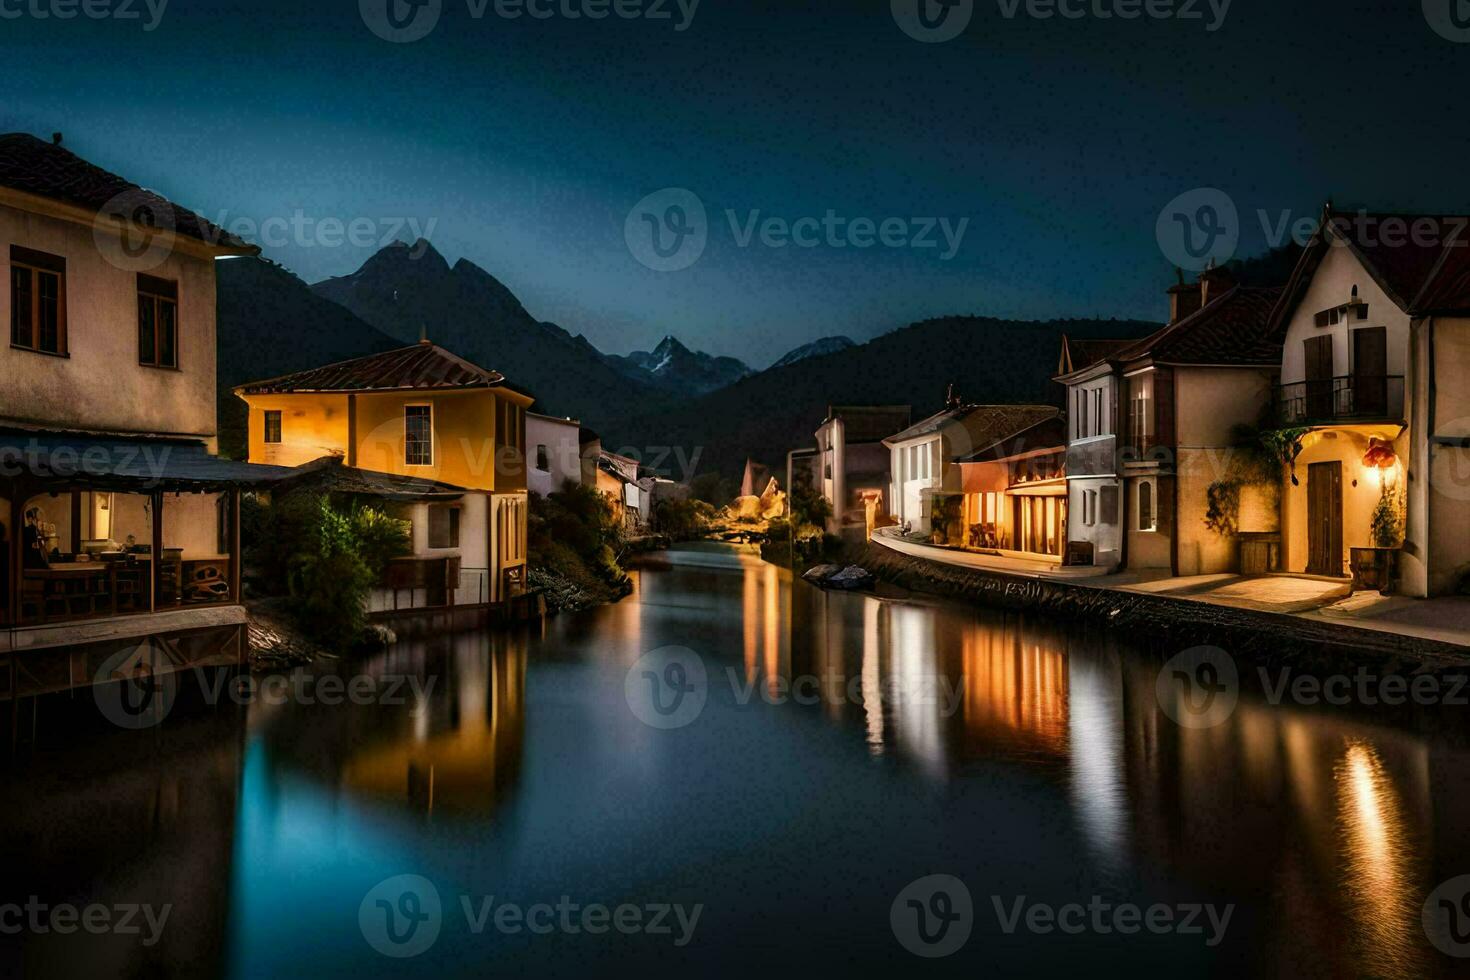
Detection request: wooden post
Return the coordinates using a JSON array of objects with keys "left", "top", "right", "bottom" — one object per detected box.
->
[
  {"left": 69, "top": 490, "right": 81, "bottom": 554},
  {"left": 229, "top": 489, "right": 242, "bottom": 604},
  {"left": 150, "top": 490, "right": 164, "bottom": 612},
  {"left": 7, "top": 492, "right": 21, "bottom": 626}
]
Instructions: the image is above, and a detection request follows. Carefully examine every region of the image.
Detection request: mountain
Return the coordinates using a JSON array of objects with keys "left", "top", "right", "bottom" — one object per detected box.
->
[
  {"left": 607, "top": 335, "right": 751, "bottom": 397},
  {"left": 601, "top": 315, "right": 1161, "bottom": 483},
  {"left": 215, "top": 257, "right": 403, "bottom": 458},
  {"left": 309, "top": 240, "right": 669, "bottom": 428},
  {"left": 769, "top": 335, "right": 854, "bottom": 370}
]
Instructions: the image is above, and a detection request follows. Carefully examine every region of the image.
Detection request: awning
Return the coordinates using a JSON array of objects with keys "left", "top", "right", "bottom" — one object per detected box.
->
[
  {"left": 0, "top": 430, "right": 298, "bottom": 495},
  {"left": 271, "top": 456, "right": 468, "bottom": 502}
]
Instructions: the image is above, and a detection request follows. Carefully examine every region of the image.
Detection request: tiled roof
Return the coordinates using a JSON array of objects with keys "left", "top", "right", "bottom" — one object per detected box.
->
[
  {"left": 0, "top": 133, "right": 251, "bottom": 251},
  {"left": 960, "top": 415, "right": 1068, "bottom": 463},
  {"left": 236, "top": 342, "right": 512, "bottom": 395},
  {"left": 271, "top": 456, "right": 468, "bottom": 501},
  {"left": 1117, "top": 285, "right": 1283, "bottom": 366},
  {"left": 1275, "top": 210, "right": 1470, "bottom": 320},
  {"left": 885, "top": 403, "right": 1058, "bottom": 450},
  {"left": 1056, "top": 337, "right": 1136, "bottom": 377}
]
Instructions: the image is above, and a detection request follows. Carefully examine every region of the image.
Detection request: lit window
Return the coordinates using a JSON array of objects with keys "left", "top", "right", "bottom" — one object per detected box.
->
[
  {"left": 263, "top": 410, "right": 282, "bottom": 444},
  {"left": 405, "top": 405, "right": 432, "bottom": 466}
]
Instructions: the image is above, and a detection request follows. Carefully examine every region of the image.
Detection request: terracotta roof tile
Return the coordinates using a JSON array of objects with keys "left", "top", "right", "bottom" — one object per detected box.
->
[
  {"left": 0, "top": 133, "right": 250, "bottom": 250},
  {"left": 1118, "top": 285, "right": 1283, "bottom": 366},
  {"left": 236, "top": 342, "right": 512, "bottom": 394}
]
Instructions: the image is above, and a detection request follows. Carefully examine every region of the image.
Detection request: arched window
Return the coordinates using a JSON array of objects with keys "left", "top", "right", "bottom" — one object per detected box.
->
[{"left": 1138, "top": 479, "right": 1155, "bottom": 532}]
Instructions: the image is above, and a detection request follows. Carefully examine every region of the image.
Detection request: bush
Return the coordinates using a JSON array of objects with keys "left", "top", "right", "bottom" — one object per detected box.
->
[
  {"left": 278, "top": 497, "right": 409, "bottom": 649},
  {"left": 654, "top": 497, "right": 716, "bottom": 540},
  {"left": 529, "top": 485, "right": 631, "bottom": 608}
]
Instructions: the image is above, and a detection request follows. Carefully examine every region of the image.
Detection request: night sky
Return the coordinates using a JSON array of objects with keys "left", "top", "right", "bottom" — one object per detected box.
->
[{"left": 3, "top": 0, "right": 1467, "bottom": 365}]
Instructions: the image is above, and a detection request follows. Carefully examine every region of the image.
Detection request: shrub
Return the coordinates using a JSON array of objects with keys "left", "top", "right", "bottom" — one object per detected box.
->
[{"left": 284, "top": 498, "right": 409, "bottom": 649}]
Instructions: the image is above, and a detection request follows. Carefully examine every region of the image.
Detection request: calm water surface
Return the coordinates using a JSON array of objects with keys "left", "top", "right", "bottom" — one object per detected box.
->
[{"left": 4, "top": 546, "right": 1469, "bottom": 978}]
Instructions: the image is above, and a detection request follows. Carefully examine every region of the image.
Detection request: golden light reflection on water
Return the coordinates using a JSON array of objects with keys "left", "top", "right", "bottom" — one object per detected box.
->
[{"left": 1335, "top": 740, "right": 1427, "bottom": 980}]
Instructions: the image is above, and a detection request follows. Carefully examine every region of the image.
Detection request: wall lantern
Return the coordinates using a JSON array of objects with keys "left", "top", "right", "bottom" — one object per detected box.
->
[{"left": 1362, "top": 437, "right": 1398, "bottom": 487}]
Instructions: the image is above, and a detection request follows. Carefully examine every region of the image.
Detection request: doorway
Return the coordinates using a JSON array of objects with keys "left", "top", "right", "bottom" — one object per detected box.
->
[{"left": 1307, "top": 460, "right": 1343, "bottom": 576}]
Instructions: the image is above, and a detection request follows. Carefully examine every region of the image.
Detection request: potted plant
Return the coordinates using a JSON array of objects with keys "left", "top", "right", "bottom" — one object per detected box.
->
[{"left": 1352, "top": 481, "right": 1404, "bottom": 593}]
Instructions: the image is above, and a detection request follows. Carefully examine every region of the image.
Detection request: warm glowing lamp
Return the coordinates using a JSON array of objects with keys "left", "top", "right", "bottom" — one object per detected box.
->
[{"left": 1362, "top": 438, "right": 1398, "bottom": 487}]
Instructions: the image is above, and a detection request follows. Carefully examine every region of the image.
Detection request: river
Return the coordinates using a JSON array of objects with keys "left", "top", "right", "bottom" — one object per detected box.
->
[{"left": 3, "top": 544, "right": 1468, "bottom": 978}]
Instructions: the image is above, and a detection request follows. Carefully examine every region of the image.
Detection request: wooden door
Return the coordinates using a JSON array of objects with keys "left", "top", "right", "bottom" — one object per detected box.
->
[
  {"left": 1353, "top": 327, "right": 1388, "bottom": 417},
  {"left": 1307, "top": 461, "right": 1343, "bottom": 576},
  {"left": 1304, "top": 336, "right": 1334, "bottom": 419}
]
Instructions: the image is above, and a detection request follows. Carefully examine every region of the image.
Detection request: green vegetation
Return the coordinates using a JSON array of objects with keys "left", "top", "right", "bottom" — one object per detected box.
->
[
  {"left": 1203, "top": 423, "right": 1305, "bottom": 537},
  {"left": 1371, "top": 482, "right": 1405, "bottom": 548},
  {"left": 761, "top": 468, "right": 839, "bottom": 566},
  {"left": 242, "top": 493, "right": 409, "bottom": 649},
  {"left": 653, "top": 497, "right": 718, "bottom": 541},
  {"left": 529, "top": 483, "right": 632, "bottom": 610}
]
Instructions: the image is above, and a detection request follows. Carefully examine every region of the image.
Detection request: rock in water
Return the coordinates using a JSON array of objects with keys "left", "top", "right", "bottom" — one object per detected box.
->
[
  {"left": 828, "top": 566, "right": 875, "bottom": 590},
  {"left": 802, "top": 563, "right": 844, "bottom": 584}
]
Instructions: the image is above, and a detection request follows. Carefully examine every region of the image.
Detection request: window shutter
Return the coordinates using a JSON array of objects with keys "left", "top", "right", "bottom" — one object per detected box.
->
[{"left": 1100, "top": 484, "right": 1119, "bottom": 525}]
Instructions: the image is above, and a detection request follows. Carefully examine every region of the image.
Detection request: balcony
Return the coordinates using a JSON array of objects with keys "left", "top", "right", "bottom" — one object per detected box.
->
[{"left": 1275, "top": 375, "right": 1405, "bottom": 427}]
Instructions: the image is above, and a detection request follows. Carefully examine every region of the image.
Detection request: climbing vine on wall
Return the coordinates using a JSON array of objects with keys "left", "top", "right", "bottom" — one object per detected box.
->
[{"left": 1203, "top": 424, "right": 1306, "bottom": 538}]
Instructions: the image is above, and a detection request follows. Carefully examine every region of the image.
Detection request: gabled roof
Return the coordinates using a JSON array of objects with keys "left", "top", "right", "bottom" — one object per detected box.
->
[
  {"left": 1117, "top": 285, "right": 1284, "bottom": 367},
  {"left": 959, "top": 414, "right": 1067, "bottom": 463},
  {"left": 236, "top": 341, "right": 521, "bottom": 396},
  {"left": 1056, "top": 336, "right": 1136, "bottom": 377},
  {"left": 0, "top": 429, "right": 295, "bottom": 493},
  {"left": 271, "top": 455, "right": 468, "bottom": 501},
  {"left": 1271, "top": 209, "right": 1470, "bottom": 324},
  {"left": 0, "top": 133, "right": 253, "bottom": 253},
  {"left": 885, "top": 403, "right": 1058, "bottom": 451}
]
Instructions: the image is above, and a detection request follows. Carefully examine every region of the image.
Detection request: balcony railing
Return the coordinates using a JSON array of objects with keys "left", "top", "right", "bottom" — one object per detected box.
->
[{"left": 1275, "top": 375, "right": 1405, "bottom": 426}]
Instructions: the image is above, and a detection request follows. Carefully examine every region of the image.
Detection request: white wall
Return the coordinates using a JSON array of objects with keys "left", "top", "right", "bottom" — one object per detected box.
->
[
  {"left": 0, "top": 203, "right": 219, "bottom": 439},
  {"left": 526, "top": 414, "right": 582, "bottom": 497},
  {"left": 889, "top": 435, "right": 941, "bottom": 530},
  {"left": 1279, "top": 245, "right": 1410, "bottom": 389}
]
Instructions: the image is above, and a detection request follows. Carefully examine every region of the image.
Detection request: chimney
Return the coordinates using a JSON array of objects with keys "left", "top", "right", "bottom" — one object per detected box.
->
[
  {"left": 1199, "top": 260, "right": 1236, "bottom": 308},
  {"left": 1166, "top": 268, "right": 1202, "bottom": 324},
  {"left": 945, "top": 384, "right": 963, "bottom": 409},
  {"left": 51, "top": 132, "right": 63, "bottom": 146}
]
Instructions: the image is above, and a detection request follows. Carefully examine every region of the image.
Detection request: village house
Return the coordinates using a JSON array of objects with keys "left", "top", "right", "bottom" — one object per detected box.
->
[
  {"left": 526, "top": 411, "right": 583, "bottom": 497},
  {"left": 948, "top": 410, "right": 1069, "bottom": 561},
  {"left": 882, "top": 393, "right": 1059, "bottom": 539},
  {"left": 235, "top": 341, "right": 533, "bottom": 611},
  {"left": 594, "top": 448, "right": 647, "bottom": 530},
  {"left": 1055, "top": 271, "right": 1283, "bottom": 576},
  {"left": 1269, "top": 208, "right": 1470, "bottom": 596},
  {"left": 796, "top": 405, "right": 911, "bottom": 541},
  {"left": 0, "top": 133, "right": 289, "bottom": 675}
]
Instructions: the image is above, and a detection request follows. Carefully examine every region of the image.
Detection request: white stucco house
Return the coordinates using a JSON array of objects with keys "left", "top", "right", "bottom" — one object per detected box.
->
[{"left": 526, "top": 411, "right": 583, "bottom": 497}]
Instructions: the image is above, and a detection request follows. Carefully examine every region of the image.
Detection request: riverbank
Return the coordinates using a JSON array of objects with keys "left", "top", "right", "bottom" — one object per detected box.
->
[{"left": 860, "top": 540, "right": 1470, "bottom": 675}]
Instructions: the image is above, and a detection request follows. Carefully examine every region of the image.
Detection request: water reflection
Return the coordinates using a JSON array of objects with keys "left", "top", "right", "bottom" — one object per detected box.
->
[{"left": 4, "top": 547, "right": 1469, "bottom": 978}]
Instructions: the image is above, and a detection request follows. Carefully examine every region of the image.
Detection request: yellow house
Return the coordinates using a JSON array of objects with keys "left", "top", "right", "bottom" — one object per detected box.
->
[{"left": 235, "top": 340, "right": 534, "bottom": 607}]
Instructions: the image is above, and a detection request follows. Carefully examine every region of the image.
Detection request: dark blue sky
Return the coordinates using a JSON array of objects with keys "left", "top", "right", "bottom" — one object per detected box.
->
[{"left": 4, "top": 0, "right": 1467, "bottom": 364}]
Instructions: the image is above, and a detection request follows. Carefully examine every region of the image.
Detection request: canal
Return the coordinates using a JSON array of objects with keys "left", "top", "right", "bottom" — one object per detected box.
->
[{"left": 3, "top": 544, "right": 1468, "bottom": 978}]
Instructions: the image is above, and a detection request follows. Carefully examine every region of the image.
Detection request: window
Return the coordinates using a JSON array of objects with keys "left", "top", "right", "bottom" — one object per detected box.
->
[
  {"left": 405, "top": 405, "right": 432, "bottom": 466},
  {"left": 137, "top": 274, "right": 178, "bottom": 367},
  {"left": 263, "top": 410, "right": 282, "bottom": 444},
  {"left": 428, "top": 504, "right": 460, "bottom": 549},
  {"left": 1083, "top": 489, "right": 1098, "bottom": 527},
  {"left": 1137, "top": 479, "right": 1156, "bottom": 531},
  {"left": 9, "top": 246, "right": 66, "bottom": 355},
  {"left": 1130, "top": 375, "right": 1153, "bottom": 447},
  {"left": 535, "top": 444, "right": 550, "bottom": 472}
]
